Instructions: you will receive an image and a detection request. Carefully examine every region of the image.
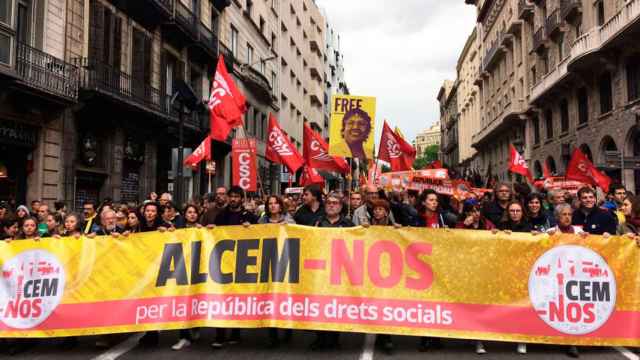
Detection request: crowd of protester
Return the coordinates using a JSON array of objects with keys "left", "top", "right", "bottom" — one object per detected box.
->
[{"left": 0, "top": 181, "right": 639, "bottom": 356}]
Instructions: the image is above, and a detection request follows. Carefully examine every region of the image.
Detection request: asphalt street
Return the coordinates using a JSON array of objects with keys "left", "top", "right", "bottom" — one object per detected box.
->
[{"left": 0, "top": 329, "right": 636, "bottom": 360}]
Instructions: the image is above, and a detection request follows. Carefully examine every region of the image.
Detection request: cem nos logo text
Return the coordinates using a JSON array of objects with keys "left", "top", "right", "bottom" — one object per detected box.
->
[
  {"left": 528, "top": 245, "right": 616, "bottom": 335},
  {"left": 0, "top": 250, "right": 65, "bottom": 329}
]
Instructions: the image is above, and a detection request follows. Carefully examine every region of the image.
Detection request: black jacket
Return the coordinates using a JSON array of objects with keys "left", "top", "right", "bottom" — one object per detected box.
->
[
  {"left": 482, "top": 201, "right": 507, "bottom": 226},
  {"left": 96, "top": 225, "right": 125, "bottom": 236},
  {"left": 315, "top": 215, "right": 354, "bottom": 228},
  {"left": 529, "top": 212, "right": 555, "bottom": 232},
  {"left": 294, "top": 204, "right": 325, "bottom": 226},
  {"left": 140, "top": 218, "right": 172, "bottom": 232},
  {"left": 499, "top": 220, "right": 532, "bottom": 233},
  {"left": 572, "top": 207, "right": 617, "bottom": 235},
  {"left": 214, "top": 207, "right": 258, "bottom": 226}
]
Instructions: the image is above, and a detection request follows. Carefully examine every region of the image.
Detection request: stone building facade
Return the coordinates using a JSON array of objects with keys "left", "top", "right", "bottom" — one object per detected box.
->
[
  {"left": 413, "top": 121, "right": 441, "bottom": 156},
  {"left": 438, "top": 80, "right": 460, "bottom": 168},
  {"left": 461, "top": 0, "right": 640, "bottom": 193},
  {"left": 456, "top": 28, "right": 481, "bottom": 170}
]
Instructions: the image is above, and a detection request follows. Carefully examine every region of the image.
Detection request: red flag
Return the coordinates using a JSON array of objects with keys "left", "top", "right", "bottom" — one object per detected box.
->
[
  {"left": 425, "top": 160, "right": 443, "bottom": 169},
  {"left": 232, "top": 138, "right": 257, "bottom": 192},
  {"left": 303, "top": 123, "right": 349, "bottom": 174},
  {"left": 208, "top": 55, "right": 247, "bottom": 141},
  {"left": 378, "top": 121, "right": 416, "bottom": 171},
  {"left": 508, "top": 144, "right": 533, "bottom": 183},
  {"left": 566, "top": 148, "right": 612, "bottom": 192},
  {"left": 299, "top": 165, "right": 325, "bottom": 187},
  {"left": 543, "top": 158, "right": 552, "bottom": 179},
  {"left": 266, "top": 113, "right": 304, "bottom": 173},
  {"left": 183, "top": 136, "right": 211, "bottom": 169}
]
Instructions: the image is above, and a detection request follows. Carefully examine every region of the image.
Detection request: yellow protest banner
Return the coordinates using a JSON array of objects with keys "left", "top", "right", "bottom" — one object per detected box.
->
[
  {"left": 0, "top": 225, "right": 638, "bottom": 347},
  {"left": 328, "top": 95, "right": 376, "bottom": 160}
]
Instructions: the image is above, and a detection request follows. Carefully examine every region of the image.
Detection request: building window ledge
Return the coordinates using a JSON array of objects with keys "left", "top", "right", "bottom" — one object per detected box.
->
[
  {"left": 533, "top": 143, "right": 540, "bottom": 149},
  {"left": 625, "top": 98, "right": 640, "bottom": 109},
  {"left": 577, "top": 122, "right": 588, "bottom": 130},
  {"left": 559, "top": 131, "right": 569, "bottom": 138},
  {"left": 544, "top": 139, "right": 554, "bottom": 145}
]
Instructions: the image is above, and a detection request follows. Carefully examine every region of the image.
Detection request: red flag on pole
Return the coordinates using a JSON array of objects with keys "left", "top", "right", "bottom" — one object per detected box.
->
[
  {"left": 183, "top": 136, "right": 211, "bottom": 169},
  {"left": 378, "top": 121, "right": 416, "bottom": 171},
  {"left": 303, "top": 123, "right": 349, "bottom": 174},
  {"left": 299, "top": 165, "right": 325, "bottom": 187},
  {"left": 232, "top": 138, "right": 257, "bottom": 192},
  {"left": 508, "top": 144, "right": 533, "bottom": 183},
  {"left": 566, "top": 148, "right": 612, "bottom": 192},
  {"left": 208, "top": 55, "right": 247, "bottom": 141},
  {"left": 542, "top": 158, "right": 552, "bottom": 179},
  {"left": 266, "top": 113, "right": 304, "bottom": 173}
]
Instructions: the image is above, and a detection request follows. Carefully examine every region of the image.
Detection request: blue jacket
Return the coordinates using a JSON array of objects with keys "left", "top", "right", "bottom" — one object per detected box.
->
[{"left": 572, "top": 207, "right": 617, "bottom": 235}]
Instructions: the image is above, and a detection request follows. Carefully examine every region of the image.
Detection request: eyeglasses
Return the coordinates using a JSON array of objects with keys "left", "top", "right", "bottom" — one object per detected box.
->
[
  {"left": 509, "top": 209, "right": 522, "bottom": 213},
  {"left": 326, "top": 200, "right": 341, "bottom": 205}
]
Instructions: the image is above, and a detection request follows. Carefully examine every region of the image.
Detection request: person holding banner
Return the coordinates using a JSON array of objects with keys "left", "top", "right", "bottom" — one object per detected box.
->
[
  {"left": 258, "top": 195, "right": 295, "bottom": 225},
  {"left": 495, "top": 200, "right": 533, "bottom": 354},
  {"left": 415, "top": 189, "right": 446, "bottom": 229},
  {"left": 212, "top": 186, "right": 258, "bottom": 348},
  {"left": 256, "top": 195, "right": 295, "bottom": 348},
  {"left": 139, "top": 202, "right": 171, "bottom": 233},
  {"left": 572, "top": 187, "right": 617, "bottom": 236},
  {"left": 171, "top": 204, "right": 203, "bottom": 351},
  {"left": 310, "top": 191, "right": 354, "bottom": 351},
  {"left": 15, "top": 217, "right": 41, "bottom": 241},
  {"left": 526, "top": 193, "right": 555, "bottom": 233},
  {"left": 455, "top": 199, "right": 495, "bottom": 230},
  {"left": 1, "top": 215, "right": 19, "bottom": 241},
  {"left": 482, "top": 183, "right": 512, "bottom": 226},
  {"left": 294, "top": 185, "right": 325, "bottom": 226},
  {"left": 617, "top": 195, "right": 640, "bottom": 236}
]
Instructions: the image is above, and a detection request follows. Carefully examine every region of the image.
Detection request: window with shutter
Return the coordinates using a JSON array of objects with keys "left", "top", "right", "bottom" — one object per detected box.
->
[
  {"left": 132, "top": 29, "right": 146, "bottom": 101},
  {"left": 89, "top": 0, "right": 105, "bottom": 66}
]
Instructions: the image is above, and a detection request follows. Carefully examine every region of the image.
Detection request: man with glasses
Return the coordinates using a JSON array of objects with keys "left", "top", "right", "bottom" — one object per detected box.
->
[
  {"left": 81, "top": 200, "right": 100, "bottom": 234},
  {"left": 310, "top": 192, "right": 354, "bottom": 351},
  {"left": 352, "top": 185, "right": 395, "bottom": 225},
  {"left": 482, "top": 182, "right": 512, "bottom": 226}
]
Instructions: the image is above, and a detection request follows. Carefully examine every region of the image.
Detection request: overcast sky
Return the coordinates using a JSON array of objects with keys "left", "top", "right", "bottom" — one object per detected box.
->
[{"left": 316, "top": 0, "right": 477, "bottom": 144}]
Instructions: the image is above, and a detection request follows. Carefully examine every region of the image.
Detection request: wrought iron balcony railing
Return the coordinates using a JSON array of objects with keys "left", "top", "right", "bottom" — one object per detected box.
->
[
  {"left": 175, "top": 0, "right": 199, "bottom": 40},
  {"left": 560, "top": 0, "right": 581, "bottom": 20},
  {"left": 545, "top": 8, "right": 562, "bottom": 36},
  {"left": 532, "top": 26, "right": 546, "bottom": 51},
  {"left": 75, "top": 57, "right": 165, "bottom": 114},
  {"left": 16, "top": 42, "right": 79, "bottom": 101}
]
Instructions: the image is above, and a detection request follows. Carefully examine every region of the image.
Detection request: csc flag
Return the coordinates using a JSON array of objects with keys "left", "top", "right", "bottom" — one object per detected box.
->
[
  {"left": 328, "top": 95, "right": 376, "bottom": 161},
  {"left": 508, "top": 144, "right": 533, "bottom": 183},
  {"left": 566, "top": 148, "right": 612, "bottom": 192},
  {"left": 266, "top": 113, "right": 304, "bottom": 173},
  {"left": 378, "top": 121, "right": 416, "bottom": 172},
  {"left": 232, "top": 138, "right": 257, "bottom": 192},
  {"left": 183, "top": 136, "right": 211, "bottom": 169},
  {"left": 303, "top": 123, "right": 349, "bottom": 174},
  {"left": 209, "top": 55, "right": 247, "bottom": 141}
]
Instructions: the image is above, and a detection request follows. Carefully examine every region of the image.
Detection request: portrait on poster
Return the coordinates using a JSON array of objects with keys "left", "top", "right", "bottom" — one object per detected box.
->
[{"left": 329, "top": 95, "right": 376, "bottom": 160}]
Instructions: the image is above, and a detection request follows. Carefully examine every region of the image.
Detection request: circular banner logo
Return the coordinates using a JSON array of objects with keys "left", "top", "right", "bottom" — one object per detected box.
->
[
  {"left": 528, "top": 245, "right": 616, "bottom": 335},
  {"left": 0, "top": 250, "right": 65, "bottom": 329}
]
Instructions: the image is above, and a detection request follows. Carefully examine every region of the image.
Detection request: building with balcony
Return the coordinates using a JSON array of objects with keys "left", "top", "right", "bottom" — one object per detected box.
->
[
  {"left": 524, "top": 0, "right": 640, "bottom": 194},
  {"left": 466, "top": 0, "right": 532, "bottom": 181},
  {"left": 413, "top": 122, "right": 442, "bottom": 156},
  {"left": 322, "top": 10, "right": 349, "bottom": 139},
  {"left": 438, "top": 80, "right": 460, "bottom": 168},
  {"left": 0, "top": 0, "right": 79, "bottom": 206},
  {"left": 456, "top": 28, "right": 481, "bottom": 171}
]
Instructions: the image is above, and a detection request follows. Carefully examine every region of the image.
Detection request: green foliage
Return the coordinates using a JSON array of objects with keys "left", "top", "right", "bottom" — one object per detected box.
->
[{"left": 413, "top": 145, "right": 440, "bottom": 169}]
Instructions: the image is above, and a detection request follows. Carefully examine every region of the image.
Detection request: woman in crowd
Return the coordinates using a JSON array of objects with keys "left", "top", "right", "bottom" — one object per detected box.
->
[
  {"left": 259, "top": 195, "right": 295, "bottom": 225},
  {"left": 126, "top": 210, "right": 142, "bottom": 233},
  {"left": 526, "top": 193, "right": 554, "bottom": 232},
  {"left": 362, "top": 198, "right": 399, "bottom": 354},
  {"left": 15, "top": 205, "right": 30, "bottom": 226},
  {"left": 59, "top": 213, "right": 84, "bottom": 238},
  {"left": 618, "top": 195, "right": 640, "bottom": 235},
  {"left": 139, "top": 202, "right": 171, "bottom": 233},
  {"left": 496, "top": 200, "right": 531, "bottom": 354},
  {"left": 1, "top": 216, "right": 19, "bottom": 241},
  {"left": 15, "top": 217, "right": 41, "bottom": 241},
  {"left": 498, "top": 201, "right": 532, "bottom": 233},
  {"left": 547, "top": 203, "right": 585, "bottom": 236},
  {"left": 256, "top": 195, "right": 294, "bottom": 348},
  {"left": 171, "top": 204, "right": 202, "bottom": 351},
  {"left": 456, "top": 199, "right": 495, "bottom": 230},
  {"left": 45, "top": 211, "right": 62, "bottom": 237},
  {"left": 116, "top": 206, "right": 129, "bottom": 229}
]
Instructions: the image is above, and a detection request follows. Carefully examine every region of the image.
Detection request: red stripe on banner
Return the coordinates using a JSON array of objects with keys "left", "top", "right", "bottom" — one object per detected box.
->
[
  {"left": 1, "top": 293, "right": 638, "bottom": 340},
  {"left": 303, "top": 259, "right": 327, "bottom": 270}
]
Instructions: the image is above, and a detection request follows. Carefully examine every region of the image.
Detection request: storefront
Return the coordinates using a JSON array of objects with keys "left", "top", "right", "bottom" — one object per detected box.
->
[{"left": 0, "top": 120, "right": 38, "bottom": 207}]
